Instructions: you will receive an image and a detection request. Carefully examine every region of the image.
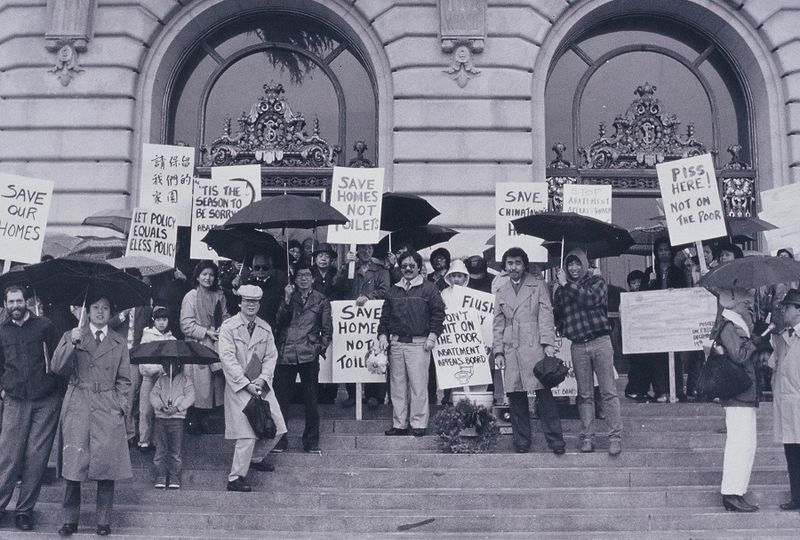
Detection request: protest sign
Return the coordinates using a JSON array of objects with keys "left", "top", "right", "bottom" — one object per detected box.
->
[
  {"left": 0, "top": 173, "right": 54, "bottom": 264},
  {"left": 656, "top": 154, "right": 726, "bottom": 246},
  {"left": 190, "top": 165, "right": 261, "bottom": 260},
  {"left": 433, "top": 310, "right": 492, "bottom": 389},
  {"left": 449, "top": 285, "right": 495, "bottom": 347},
  {"left": 620, "top": 288, "right": 717, "bottom": 354},
  {"left": 562, "top": 184, "right": 612, "bottom": 223},
  {"left": 331, "top": 300, "right": 386, "bottom": 383},
  {"left": 138, "top": 144, "right": 195, "bottom": 226},
  {"left": 495, "top": 182, "right": 548, "bottom": 262},
  {"left": 125, "top": 208, "right": 178, "bottom": 267},
  {"left": 328, "top": 166, "right": 383, "bottom": 245},
  {"left": 760, "top": 183, "right": 800, "bottom": 255},
  {"left": 319, "top": 345, "right": 333, "bottom": 384},
  {"left": 550, "top": 334, "right": 577, "bottom": 398}
]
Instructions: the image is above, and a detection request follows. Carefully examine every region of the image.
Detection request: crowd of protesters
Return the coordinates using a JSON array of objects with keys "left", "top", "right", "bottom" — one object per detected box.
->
[{"left": 2, "top": 232, "right": 800, "bottom": 535}]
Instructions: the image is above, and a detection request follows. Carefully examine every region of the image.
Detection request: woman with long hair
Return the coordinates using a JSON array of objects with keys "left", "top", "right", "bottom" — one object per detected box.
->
[{"left": 180, "top": 261, "right": 228, "bottom": 435}]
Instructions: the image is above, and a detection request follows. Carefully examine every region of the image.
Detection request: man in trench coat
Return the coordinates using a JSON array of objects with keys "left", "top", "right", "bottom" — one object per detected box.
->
[
  {"left": 218, "top": 285, "right": 287, "bottom": 493},
  {"left": 50, "top": 295, "right": 132, "bottom": 537},
  {"left": 493, "top": 247, "right": 565, "bottom": 454}
]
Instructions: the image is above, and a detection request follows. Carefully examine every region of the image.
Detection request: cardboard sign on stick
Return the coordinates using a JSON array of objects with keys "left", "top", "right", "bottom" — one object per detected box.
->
[
  {"left": 0, "top": 173, "right": 54, "bottom": 264},
  {"left": 138, "top": 144, "right": 195, "bottom": 226},
  {"left": 126, "top": 208, "right": 178, "bottom": 267},
  {"left": 331, "top": 300, "right": 386, "bottom": 383},
  {"left": 656, "top": 154, "right": 726, "bottom": 246},
  {"left": 433, "top": 310, "right": 492, "bottom": 390},
  {"left": 562, "top": 184, "right": 612, "bottom": 223},
  {"left": 495, "top": 183, "right": 549, "bottom": 262},
  {"left": 328, "top": 166, "right": 383, "bottom": 245}
]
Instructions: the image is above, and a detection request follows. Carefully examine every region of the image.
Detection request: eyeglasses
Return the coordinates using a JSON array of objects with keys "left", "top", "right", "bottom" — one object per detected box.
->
[
  {"left": 400, "top": 264, "right": 417, "bottom": 269},
  {"left": 252, "top": 265, "right": 269, "bottom": 271},
  {"left": 295, "top": 272, "right": 313, "bottom": 279},
  {"left": 241, "top": 298, "right": 260, "bottom": 304}
]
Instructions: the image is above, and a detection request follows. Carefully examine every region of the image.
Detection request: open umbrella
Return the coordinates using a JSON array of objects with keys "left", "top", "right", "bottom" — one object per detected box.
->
[
  {"left": 727, "top": 216, "right": 777, "bottom": 237},
  {"left": 374, "top": 224, "right": 458, "bottom": 258},
  {"left": 130, "top": 340, "right": 218, "bottom": 404},
  {"left": 380, "top": 193, "right": 440, "bottom": 231},
  {"left": 42, "top": 233, "right": 83, "bottom": 259},
  {"left": 699, "top": 255, "right": 800, "bottom": 290},
  {"left": 68, "top": 236, "right": 127, "bottom": 261},
  {"left": 107, "top": 255, "right": 172, "bottom": 277},
  {"left": 23, "top": 257, "right": 151, "bottom": 312},
  {"left": 0, "top": 268, "right": 30, "bottom": 295},
  {"left": 201, "top": 227, "right": 283, "bottom": 264},
  {"left": 82, "top": 209, "right": 132, "bottom": 235}
]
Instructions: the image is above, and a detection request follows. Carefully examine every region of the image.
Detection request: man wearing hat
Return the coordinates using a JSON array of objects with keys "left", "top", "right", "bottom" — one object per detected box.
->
[
  {"left": 311, "top": 243, "right": 340, "bottom": 300},
  {"left": 770, "top": 289, "right": 800, "bottom": 510},
  {"left": 218, "top": 285, "right": 287, "bottom": 493}
]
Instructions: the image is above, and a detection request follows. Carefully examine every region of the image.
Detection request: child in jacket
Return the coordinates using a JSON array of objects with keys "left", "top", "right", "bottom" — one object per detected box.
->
[
  {"left": 150, "top": 361, "right": 195, "bottom": 489},
  {"left": 137, "top": 306, "right": 177, "bottom": 450}
]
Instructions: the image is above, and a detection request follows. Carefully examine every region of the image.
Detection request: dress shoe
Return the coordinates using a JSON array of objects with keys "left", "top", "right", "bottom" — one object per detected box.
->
[
  {"left": 514, "top": 446, "right": 530, "bottom": 454},
  {"left": 551, "top": 445, "right": 566, "bottom": 455},
  {"left": 58, "top": 523, "right": 78, "bottom": 536},
  {"left": 96, "top": 524, "right": 111, "bottom": 536},
  {"left": 624, "top": 392, "right": 646, "bottom": 402},
  {"left": 779, "top": 500, "right": 800, "bottom": 510},
  {"left": 15, "top": 514, "right": 33, "bottom": 531},
  {"left": 579, "top": 439, "right": 595, "bottom": 453},
  {"left": 411, "top": 428, "right": 426, "bottom": 437},
  {"left": 250, "top": 459, "right": 275, "bottom": 472},
  {"left": 722, "top": 494, "right": 758, "bottom": 512},
  {"left": 226, "top": 477, "right": 252, "bottom": 492},
  {"left": 303, "top": 444, "right": 321, "bottom": 453},
  {"left": 270, "top": 435, "right": 288, "bottom": 453},
  {"left": 384, "top": 427, "right": 409, "bottom": 436},
  {"left": 608, "top": 440, "right": 622, "bottom": 456}
]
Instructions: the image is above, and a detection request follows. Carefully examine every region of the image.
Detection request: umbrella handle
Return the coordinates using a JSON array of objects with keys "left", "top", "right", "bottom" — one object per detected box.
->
[{"left": 560, "top": 235, "right": 565, "bottom": 270}]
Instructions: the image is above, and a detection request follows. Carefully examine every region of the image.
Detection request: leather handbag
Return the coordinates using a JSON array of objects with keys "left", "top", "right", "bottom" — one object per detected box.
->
[
  {"left": 243, "top": 395, "right": 277, "bottom": 439},
  {"left": 697, "top": 337, "right": 752, "bottom": 401},
  {"left": 533, "top": 356, "right": 570, "bottom": 389}
]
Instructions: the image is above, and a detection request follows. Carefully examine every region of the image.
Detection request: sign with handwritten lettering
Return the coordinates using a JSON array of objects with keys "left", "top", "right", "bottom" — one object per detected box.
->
[
  {"left": 563, "top": 184, "right": 612, "bottom": 223},
  {"left": 328, "top": 166, "right": 382, "bottom": 245},
  {"left": 433, "top": 310, "right": 492, "bottom": 389},
  {"left": 126, "top": 208, "right": 178, "bottom": 267},
  {"left": 138, "top": 144, "right": 195, "bottom": 226},
  {"left": 495, "top": 183, "right": 548, "bottom": 263},
  {"left": 330, "top": 300, "right": 386, "bottom": 383},
  {"left": 0, "top": 173, "right": 54, "bottom": 264}
]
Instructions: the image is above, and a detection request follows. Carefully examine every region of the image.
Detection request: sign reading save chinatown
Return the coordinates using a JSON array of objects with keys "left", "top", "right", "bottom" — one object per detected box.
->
[
  {"left": 125, "top": 208, "right": 178, "bottom": 267},
  {"left": 433, "top": 310, "right": 492, "bottom": 389},
  {"left": 330, "top": 300, "right": 386, "bottom": 384},
  {"left": 327, "top": 166, "right": 384, "bottom": 245},
  {"left": 495, "top": 182, "right": 549, "bottom": 263},
  {"left": 138, "top": 144, "right": 195, "bottom": 226},
  {"left": 656, "top": 154, "right": 727, "bottom": 246},
  {"left": 0, "top": 173, "right": 54, "bottom": 264}
]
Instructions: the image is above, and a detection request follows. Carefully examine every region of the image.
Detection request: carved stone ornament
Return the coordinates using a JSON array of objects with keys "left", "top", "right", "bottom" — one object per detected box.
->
[
  {"left": 200, "top": 83, "right": 340, "bottom": 168},
  {"left": 545, "top": 143, "right": 577, "bottom": 211},
  {"left": 578, "top": 82, "right": 708, "bottom": 169},
  {"left": 721, "top": 145, "right": 755, "bottom": 218},
  {"left": 440, "top": 0, "right": 485, "bottom": 87},
  {"left": 44, "top": 0, "right": 95, "bottom": 86},
  {"left": 348, "top": 141, "right": 374, "bottom": 168}
]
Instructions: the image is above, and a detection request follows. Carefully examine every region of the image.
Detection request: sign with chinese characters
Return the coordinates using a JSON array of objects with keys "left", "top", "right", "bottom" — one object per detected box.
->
[
  {"left": 138, "top": 144, "right": 195, "bottom": 226},
  {"left": 328, "top": 166, "right": 383, "bottom": 245},
  {"left": 0, "top": 173, "right": 54, "bottom": 264},
  {"left": 562, "top": 184, "right": 612, "bottom": 223},
  {"left": 125, "top": 208, "right": 177, "bottom": 267},
  {"left": 656, "top": 154, "right": 726, "bottom": 246},
  {"left": 433, "top": 310, "right": 492, "bottom": 390},
  {"left": 330, "top": 300, "right": 386, "bottom": 384},
  {"left": 495, "top": 182, "right": 549, "bottom": 263}
]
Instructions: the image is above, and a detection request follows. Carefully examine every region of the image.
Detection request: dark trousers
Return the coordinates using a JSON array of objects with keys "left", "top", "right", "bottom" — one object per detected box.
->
[
  {"left": 683, "top": 350, "right": 704, "bottom": 396},
  {"left": 346, "top": 382, "right": 386, "bottom": 402},
  {"left": 0, "top": 394, "right": 61, "bottom": 516},
  {"left": 785, "top": 443, "right": 800, "bottom": 503},
  {"left": 63, "top": 479, "right": 114, "bottom": 526},
  {"left": 275, "top": 361, "right": 320, "bottom": 448},
  {"left": 153, "top": 417, "right": 184, "bottom": 479},
  {"left": 507, "top": 390, "right": 564, "bottom": 451}
]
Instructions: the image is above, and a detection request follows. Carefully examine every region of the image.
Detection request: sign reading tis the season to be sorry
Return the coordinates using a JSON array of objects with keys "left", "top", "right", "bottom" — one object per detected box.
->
[
  {"left": 656, "top": 154, "right": 726, "bottom": 246},
  {"left": 330, "top": 300, "right": 386, "bottom": 383},
  {"left": 139, "top": 144, "right": 195, "bottom": 226},
  {"left": 495, "top": 183, "right": 548, "bottom": 263},
  {"left": 126, "top": 208, "right": 178, "bottom": 267},
  {"left": 562, "top": 184, "right": 612, "bottom": 223},
  {"left": 433, "top": 310, "right": 492, "bottom": 389},
  {"left": 190, "top": 165, "right": 261, "bottom": 260},
  {"left": 0, "top": 173, "right": 54, "bottom": 264},
  {"left": 328, "top": 166, "right": 384, "bottom": 244}
]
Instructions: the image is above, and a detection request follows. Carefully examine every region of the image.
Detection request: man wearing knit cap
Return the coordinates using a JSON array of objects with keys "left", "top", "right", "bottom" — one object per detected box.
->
[{"left": 553, "top": 247, "right": 623, "bottom": 455}]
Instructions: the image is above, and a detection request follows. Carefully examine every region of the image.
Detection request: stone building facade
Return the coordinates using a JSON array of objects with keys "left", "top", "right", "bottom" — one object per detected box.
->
[{"left": 1, "top": 0, "right": 798, "bottom": 260}]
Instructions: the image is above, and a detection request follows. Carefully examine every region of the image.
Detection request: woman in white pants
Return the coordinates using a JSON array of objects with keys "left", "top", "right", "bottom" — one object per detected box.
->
[{"left": 711, "top": 287, "right": 769, "bottom": 512}]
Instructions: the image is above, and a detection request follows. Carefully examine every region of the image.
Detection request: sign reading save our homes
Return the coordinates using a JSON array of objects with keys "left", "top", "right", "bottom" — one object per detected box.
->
[
  {"left": 620, "top": 288, "right": 717, "bottom": 354},
  {"left": 0, "top": 173, "right": 54, "bottom": 264},
  {"left": 433, "top": 310, "right": 492, "bottom": 390},
  {"left": 562, "top": 184, "right": 612, "bottom": 223},
  {"left": 330, "top": 300, "right": 386, "bottom": 384},
  {"left": 138, "top": 144, "right": 195, "bottom": 226},
  {"left": 125, "top": 208, "right": 178, "bottom": 267},
  {"left": 656, "top": 154, "right": 727, "bottom": 246},
  {"left": 328, "top": 166, "right": 384, "bottom": 245},
  {"left": 495, "top": 182, "right": 549, "bottom": 263}
]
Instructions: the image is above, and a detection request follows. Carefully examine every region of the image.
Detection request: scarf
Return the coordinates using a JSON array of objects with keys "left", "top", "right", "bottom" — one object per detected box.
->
[{"left": 194, "top": 286, "right": 221, "bottom": 328}]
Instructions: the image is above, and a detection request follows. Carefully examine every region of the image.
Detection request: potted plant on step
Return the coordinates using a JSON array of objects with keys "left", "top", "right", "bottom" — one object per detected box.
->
[{"left": 432, "top": 398, "right": 499, "bottom": 454}]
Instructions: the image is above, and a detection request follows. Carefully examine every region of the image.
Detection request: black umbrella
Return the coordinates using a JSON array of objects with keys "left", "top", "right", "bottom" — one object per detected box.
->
[
  {"left": 374, "top": 225, "right": 458, "bottom": 258},
  {"left": 727, "top": 216, "right": 777, "bottom": 237},
  {"left": 130, "top": 340, "right": 218, "bottom": 404},
  {"left": 201, "top": 227, "right": 283, "bottom": 264},
  {"left": 512, "top": 212, "right": 634, "bottom": 264},
  {"left": 699, "top": 255, "right": 800, "bottom": 290},
  {"left": 0, "top": 268, "right": 30, "bottom": 295},
  {"left": 380, "top": 193, "right": 440, "bottom": 231},
  {"left": 23, "top": 257, "right": 151, "bottom": 312}
]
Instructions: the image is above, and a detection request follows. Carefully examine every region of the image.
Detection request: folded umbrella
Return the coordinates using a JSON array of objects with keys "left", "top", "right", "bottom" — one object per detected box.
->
[
  {"left": 380, "top": 193, "right": 440, "bottom": 231},
  {"left": 699, "top": 255, "right": 800, "bottom": 290}
]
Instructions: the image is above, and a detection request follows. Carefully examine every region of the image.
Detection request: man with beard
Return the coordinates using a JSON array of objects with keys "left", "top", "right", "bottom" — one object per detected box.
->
[{"left": 0, "top": 286, "right": 62, "bottom": 531}]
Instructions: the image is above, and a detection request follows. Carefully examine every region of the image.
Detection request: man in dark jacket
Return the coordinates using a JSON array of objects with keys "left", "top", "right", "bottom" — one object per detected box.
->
[
  {"left": 273, "top": 262, "right": 332, "bottom": 452},
  {"left": 244, "top": 252, "right": 288, "bottom": 330},
  {"left": 311, "top": 243, "right": 340, "bottom": 300},
  {"left": 0, "top": 285, "right": 62, "bottom": 531},
  {"left": 378, "top": 251, "right": 445, "bottom": 436},
  {"left": 428, "top": 247, "right": 451, "bottom": 292}
]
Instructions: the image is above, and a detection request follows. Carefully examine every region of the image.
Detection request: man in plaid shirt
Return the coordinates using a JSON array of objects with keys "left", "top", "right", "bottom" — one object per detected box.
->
[{"left": 553, "top": 247, "right": 623, "bottom": 456}]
